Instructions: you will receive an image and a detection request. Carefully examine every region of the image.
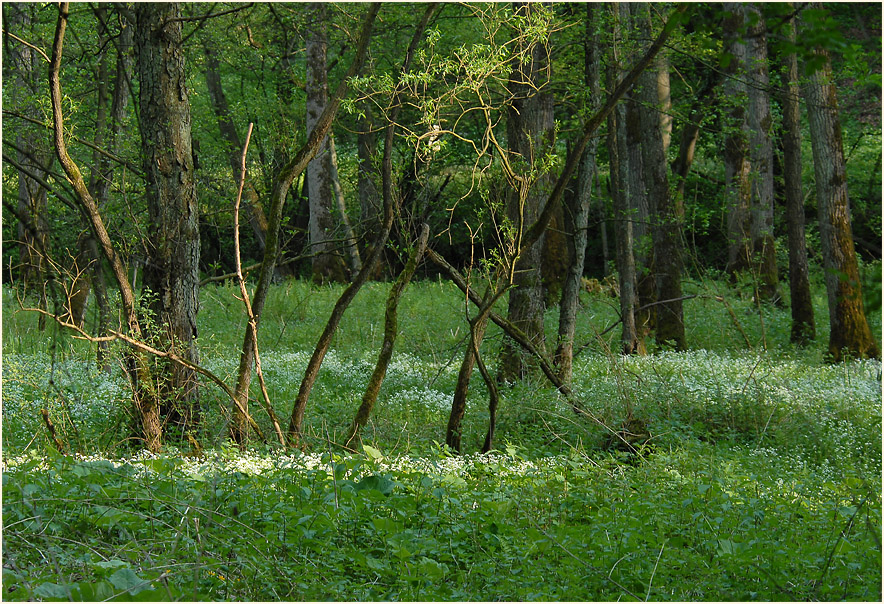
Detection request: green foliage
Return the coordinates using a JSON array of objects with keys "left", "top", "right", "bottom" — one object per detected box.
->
[{"left": 3, "top": 277, "right": 882, "bottom": 600}]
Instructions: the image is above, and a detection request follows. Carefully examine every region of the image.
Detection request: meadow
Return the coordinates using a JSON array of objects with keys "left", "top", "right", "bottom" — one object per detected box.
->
[{"left": 2, "top": 273, "right": 881, "bottom": 601}]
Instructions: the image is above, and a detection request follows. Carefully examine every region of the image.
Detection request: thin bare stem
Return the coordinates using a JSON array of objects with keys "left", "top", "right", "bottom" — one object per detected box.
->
[{"left": 233, "top": 123, "right": 287, "bottom": 447}]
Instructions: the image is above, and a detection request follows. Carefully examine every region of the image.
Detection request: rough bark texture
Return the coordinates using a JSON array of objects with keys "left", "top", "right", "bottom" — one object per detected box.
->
[
  {"left": 555, "top": 4, "right": 603, "bottom": 381},
  {"left": 637, "top": 3, "right": 685, "bottom": 350},
  {"left": 779, "top": 13, "right": 816, "bottom": 344},
  {"left": 306, "top": 3, "right": 351, "bottom": 283},
  {"left": 135, "top": 2, "right": 201, "bottom": 434},
  {"left": 801, "top": 9, "right": 879, "bottom": 361},
  {"left": 743, "top": 4, "right": 780, "bottom": 303},
  {"left": 499, "top": 3, "right": 554, "bottom": 382},
  {"left": 723, "top": 3, "right": 752, "bottom": 276}
]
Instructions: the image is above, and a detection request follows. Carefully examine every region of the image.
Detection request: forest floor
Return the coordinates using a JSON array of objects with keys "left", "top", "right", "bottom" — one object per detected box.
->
[{"left": 2, "top": 275, "right": 881, "bottom": 601}]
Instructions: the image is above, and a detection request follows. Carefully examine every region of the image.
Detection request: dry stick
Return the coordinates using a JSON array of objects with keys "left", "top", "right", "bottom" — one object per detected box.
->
[
  {"left": 287, "top": 4, "right": 441, "bottom": 443},
  {"left": 232, "top": 123, "right": 286, "bottom": 447},
  {"left": 343, "top": 223, "right": 431, "bottom": 449}
]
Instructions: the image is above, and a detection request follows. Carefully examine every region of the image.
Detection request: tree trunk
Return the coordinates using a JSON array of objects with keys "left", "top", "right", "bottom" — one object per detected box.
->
[
  {"left": 605, "top": 4, "right": 640, "bottom": 355},
  {"left": 345, "top": 224, "right": 429, "bottom": 449},
  {"left": 801, "top": 6, "right": 879, "bottom": 361},
  {"left": 499, "top": 3, "right": 554, "bottom": 382},
  {"left": 7, "top": 4, "right": 51, "bottom": 321},
  {"left": 743, "top": 4, "right": 780, "bottom": 303},
  {"left": 135, "top": 2, "right": 201, "bottom": 435},
  {"left": 555, "top": 4, "right": 603, "bottom": 381},
  {"left": 306, "top": 3, "right": 351, "bottom": 284},
  {"left": 286, "top": 5, "right": 427, "bottom": 444},
  {"left": 50, "top": 3, "right": 161, "bottom": 452},
  {"left": 723, "top": 4, "right": 752, "bottom": 277},
  {"left": 778, "top": 10, "right": 816, "bottom": 344},
  {"left": 637, "top": 3, "right": 685, "bottom": 350}
]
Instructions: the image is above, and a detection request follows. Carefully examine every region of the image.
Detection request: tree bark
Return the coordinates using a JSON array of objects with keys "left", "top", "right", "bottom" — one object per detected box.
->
[
  {"left": 555, "top": 2, "right": 603, "bottom": 381},
  {"left": 499, "top": 3, "right": 555, "bottom": 383},
  {"left": 606, "top": 3, "right": 640, "bottom": 355},
  {"left": 743, "top": 3, "right": 780, "bottom": 303},
  {"left": 306, "top": 3, "right": 356, "bottom": 283},
  {"left": 345, "top": 224, "right": 429, "bottom": 449},
  {"left": 778, "top": 11, "right": 816, "bottom": 344},
  {"left": 134, "top": 2, "right": 201, "bottom": 435},
  {"left": 723, "top": 4, "right": 752, "bottom": 276},
  {"left": 637, "top": 3, "right": 685, "bottom": 350},
  {"left": 286, "top": 4, "right": 428, "bottom": 444},
  {"left": 50, "top": 3, "right": 162, "bottom": 452},
  {"left": 800, "top": 6, "right": 879, "bottom": 361},
  {"left": 7, "top": 4, "right": 51, "bottom": 322}
]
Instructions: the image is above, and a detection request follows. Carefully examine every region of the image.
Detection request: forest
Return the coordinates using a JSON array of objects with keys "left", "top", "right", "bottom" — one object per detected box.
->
[{"left": 2, "top": 2, "right": 881, "bottom": 601}]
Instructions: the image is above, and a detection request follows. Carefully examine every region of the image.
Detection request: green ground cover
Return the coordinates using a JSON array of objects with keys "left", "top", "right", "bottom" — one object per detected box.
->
[{"left": 2, "top": 277, "right": 881, "bottom": 601}]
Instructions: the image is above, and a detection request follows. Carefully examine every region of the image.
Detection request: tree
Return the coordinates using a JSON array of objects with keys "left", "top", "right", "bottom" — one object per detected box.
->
[
  {"left": 777, "top": 9, "right": 816, "bottom": 344},
  {"left": 306, "top": 2, "right": 361, "bottom": 283},
  {"left": 498, "top": 2, "right": 555, "bottom": 383},
  {"left": 134, "top": 3, "right": 202, "bottom": 435},
  {"left": 743, "top": 3, "right": 780, "bottom": 303},
  {"left": 800, "top": 4, "right": 879, "bottom": 362},
  {"left": 606, "top": 3, "right": 641, "bottom": 355},
  {"left": 555, "top": 3, "right": 604, "bottom": 379},
  {"left": 202, "top": 35, "right": 274, "bottom": 266},
  {"left": 6, "top": 3, "right": 52, "bottom": 321},
  {"left": 637, "top": 3, "right": 685, "bottom": 350},
  {"left": 722, "top": 3, "right": 752, "bottom": 277}
]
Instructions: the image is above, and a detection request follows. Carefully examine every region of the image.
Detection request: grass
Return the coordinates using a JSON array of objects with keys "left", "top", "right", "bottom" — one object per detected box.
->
[{"left": 2, "top": 275, "right": 881, "bottom": 601}]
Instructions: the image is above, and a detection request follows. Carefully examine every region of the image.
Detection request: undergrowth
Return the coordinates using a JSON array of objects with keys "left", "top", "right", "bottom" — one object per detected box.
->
[{"left": 2, "top": 277, "right": 881, "bottom": 601}]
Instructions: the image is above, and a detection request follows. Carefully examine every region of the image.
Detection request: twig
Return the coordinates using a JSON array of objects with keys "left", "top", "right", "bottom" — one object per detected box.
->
[
  {"left": 4, "top": 30, "right": 50, "bottom": 62},
  {"left": 232, "top": 122, "right": 286, "bottom": 447},
  {"left": 646, "top": 542, "right": 665, "bottom": 601},
  {"left": 41, "top": 409, "right": 67, "bottom": 454}
]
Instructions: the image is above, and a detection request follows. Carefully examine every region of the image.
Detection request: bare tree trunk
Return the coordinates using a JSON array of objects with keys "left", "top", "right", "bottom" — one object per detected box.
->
[
  {"left": 499, "top": 3, "right": 554, "bottom": 382},
  {"left": 135, "top": 2, "right": 201, "bottom": 436},
  {"left": 555, "top": 3, "right": 603, "bottom": 381},
  {"left": 779, "top": 10, "right": 816, "bottom": 344},
  {"left": 7, "top": 4, "right": 51, "bottom": 323},
  {"left": 345, "top": 224, "right": 429, "bottom": 448},
  {"left": 801, "top": 6, "right": 879, "bottom": 362},
  {"left": 286, "top": 5, "right": 430, "bottom": 444},
  {"left": 744, "top": 4, "right": 780, "bottom": 303},
  {"left": 637, "top": 3, "right": 685, "bottom": 350},
  {"left": 723, "top": 4, "right": 752, "bottom": 277},
  {"left": 306, "top": 3, "right": 351, "bottom": 283}
]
